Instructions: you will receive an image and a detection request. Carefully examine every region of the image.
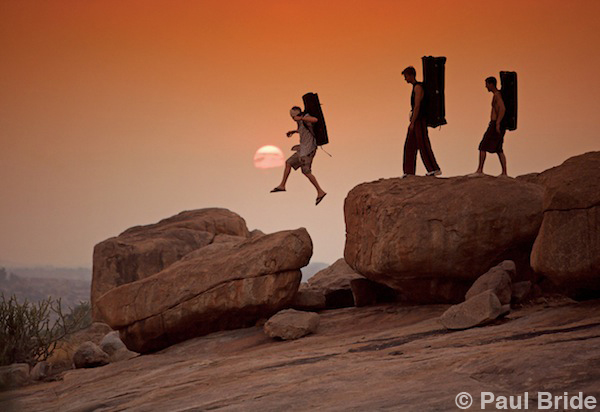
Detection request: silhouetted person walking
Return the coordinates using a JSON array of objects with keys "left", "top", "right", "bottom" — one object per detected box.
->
[
  {"left": 402, "top": 66, "right": 441, "bottom": 177},
  {"left": 271, "top": 106, "right": 327, "bottom": 205},
  {"left": 471, "top": 76, "right": 507, "bottom": 176}
]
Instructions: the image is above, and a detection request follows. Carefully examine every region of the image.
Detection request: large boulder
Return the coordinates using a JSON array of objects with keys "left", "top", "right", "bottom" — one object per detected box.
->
[
  {"left": 344, "top": 176, "right": 544, "bottom": 303},
  {"left": 529, "top": 152, "right": 600, "bottom": 299},
  {"left": 92, "top": 208, "right": 250, "bottom": 320},
  {"left": 96, "top": 228, "right": 312, "bottom": 353}
]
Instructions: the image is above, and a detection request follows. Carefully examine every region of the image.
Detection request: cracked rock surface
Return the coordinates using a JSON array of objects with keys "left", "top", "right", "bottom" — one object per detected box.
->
[
  {"left": 344, "top": 176, "right": 544, "bottom": 303},
  {"left": 529, "top": 152, "right": 600, "bottom": 298},
  {"left": 91, "top": 208, "right": 251, "bottom": 321},
  {"left": 96, "top": 228, "right": 312, "bottom": 353}
]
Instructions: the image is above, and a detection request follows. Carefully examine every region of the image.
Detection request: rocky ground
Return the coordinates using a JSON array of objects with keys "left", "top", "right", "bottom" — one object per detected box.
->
[{"left": 2, "top": 298, "right": 599, "bottom": 412}]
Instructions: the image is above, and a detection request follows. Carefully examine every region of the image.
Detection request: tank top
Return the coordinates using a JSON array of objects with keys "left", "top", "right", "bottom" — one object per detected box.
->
[{"left": 411, "top": 82, "right": 427, "bottom": 118}]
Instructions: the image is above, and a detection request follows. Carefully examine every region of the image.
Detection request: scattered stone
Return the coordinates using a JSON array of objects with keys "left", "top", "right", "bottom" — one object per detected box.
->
[
  {"left": 498, "top": 260, "right": 517, "bottom": 278},
  {"left": 73, "top": 342, "right": 109, "bottom": 369},
  {"left": 465, "top": 262, "right": 513, "bottom": 305},
  {"left": 512, "top": 281, "right": 533, "bottom": 304},
  {"left": 100, "top": 331, "right": 126, "bottom": 356},
  {"left": 344, "top": 176, "right": 544, "bottom": 303},
  {"left": 0, "top": 363, "right": 29, "bottom": 388},
  {"left": 440, "top": 291, "right": 506, "bottom": 330},
  {"left": 30, "top": 361, "right": 50, "bottom": 381},
  {"left": 264, "top": 309, "right": 320, "bottom": 340},
  {"left": 45, "top": 322, "right": 113, "bottom": 375},
  {"left": 88, "top": 322, "right": 113, "bottom": 337}
]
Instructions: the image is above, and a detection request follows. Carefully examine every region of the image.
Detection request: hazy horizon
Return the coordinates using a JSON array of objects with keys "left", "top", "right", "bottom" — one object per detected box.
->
[{"left": 1, "top": 0, "right": 599, "bottom": 268}]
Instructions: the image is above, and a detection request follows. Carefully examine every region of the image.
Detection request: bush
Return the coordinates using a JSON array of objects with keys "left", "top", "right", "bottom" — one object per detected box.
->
[{"left": 0, "top": 294, "right": 91, "bottom": 366}]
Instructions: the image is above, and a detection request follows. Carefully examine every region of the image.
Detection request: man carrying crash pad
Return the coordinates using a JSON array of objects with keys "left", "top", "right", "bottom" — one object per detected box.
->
[{"left": 270, "top": 106, "right": 327, "bottom": 205}]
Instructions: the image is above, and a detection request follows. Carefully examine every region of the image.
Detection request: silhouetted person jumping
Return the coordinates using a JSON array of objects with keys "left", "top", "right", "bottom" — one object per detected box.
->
[
  {"left": 271, "top": 106, "right": 327, "bottom": 205},
  {"left": 401, "top": 66, "right": 441, "bottom": 178},
  {"left": 471, "top": 76, "right": 507, "bottom": 176}
]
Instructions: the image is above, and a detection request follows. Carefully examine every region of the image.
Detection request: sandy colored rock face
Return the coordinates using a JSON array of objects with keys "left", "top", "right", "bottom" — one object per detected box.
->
[
  {"left": 439, "top": 290, "right": 505, "bottom": 330},
  {"left": 91, "top": 208, "right": 250, "bottom": 320},
  {"left": 530, "top": 151, "right": 600, "bottom": 298},
  {"left": 264, "top": 309, "right": 320, "bottom": 340},
  {"left": 344, "top": 176, "right": 544, "bottom": 303},
  {"left": 96, "top": 228, "right": 312, "bottom": 353}
]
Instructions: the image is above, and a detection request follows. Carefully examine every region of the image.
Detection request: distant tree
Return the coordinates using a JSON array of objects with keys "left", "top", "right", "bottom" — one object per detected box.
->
[
  {"left": 0, "top": 294, "right": 91, "bottom": 366},
  {"left": 0, "top": 267, "right": 6, "bottom": 282}
]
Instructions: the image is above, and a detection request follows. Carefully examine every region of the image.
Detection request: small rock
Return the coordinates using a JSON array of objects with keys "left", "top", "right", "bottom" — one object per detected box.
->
[
  {"left": 0, "top": 363, "right": 29, "bottom": 388},
  {"left": 512, "top": 281, "right": 533, "bottom": 304},
  {"left": 264, "top": 309, "right": 320, "bottom": 340},
  {"left": 498, "top": 260, "right": 517, "bottom": 278},
  {"left": 89, "top": 322, "right": 113, "bottom": 334},
  {"left": 30, "top": 361, "right": 50, "bottom": 381},
  {"left": 465, "top": 264, "right": 513, "bottom": 305},
  {"left": 100, "top": 331, "right": 126, "bottom": 356},
  {"left": 73, "top": 341, "right": 109, "bottom": 369},
  {"left": 440, "top": 291, "right": 505, "bottom": 330}
]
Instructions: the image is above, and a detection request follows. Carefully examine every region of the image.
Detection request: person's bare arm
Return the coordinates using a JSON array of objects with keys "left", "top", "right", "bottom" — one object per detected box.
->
[
  {"left": 409, "top": 85, "right": 424, "bottom": 130},
  {"left": 301, "top": 114, "right": 318, "bottom": 123},
  {"left": 495, "top": 94, "right": 506, "bottom": 132}
]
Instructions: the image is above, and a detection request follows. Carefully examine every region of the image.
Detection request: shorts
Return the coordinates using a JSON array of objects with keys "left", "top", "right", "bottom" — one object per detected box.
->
[
  {"left": 286, "top": 150, "right": 316, "bottom": 174},
  {"left": 479, "top": 121, "right": 506, "bottom": 153}
]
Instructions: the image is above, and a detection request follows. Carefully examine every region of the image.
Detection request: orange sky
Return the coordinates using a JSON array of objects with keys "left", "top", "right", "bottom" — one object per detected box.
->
[{"left": 1, "top": 0, "right": 599, "bottom": 268}]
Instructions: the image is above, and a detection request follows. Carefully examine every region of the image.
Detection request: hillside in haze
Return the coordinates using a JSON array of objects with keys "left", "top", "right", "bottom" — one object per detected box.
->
[{"left": 0, "top": 267, "right": 91, "bottom": 308}]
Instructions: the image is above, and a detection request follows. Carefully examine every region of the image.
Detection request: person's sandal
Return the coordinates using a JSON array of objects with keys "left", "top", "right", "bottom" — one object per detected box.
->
[
  {"left": 315, "top": 193, "right": 327, "bottom": 205},
  {"left": 270, "top": 187, "right": 286, "bottom": 193}
]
